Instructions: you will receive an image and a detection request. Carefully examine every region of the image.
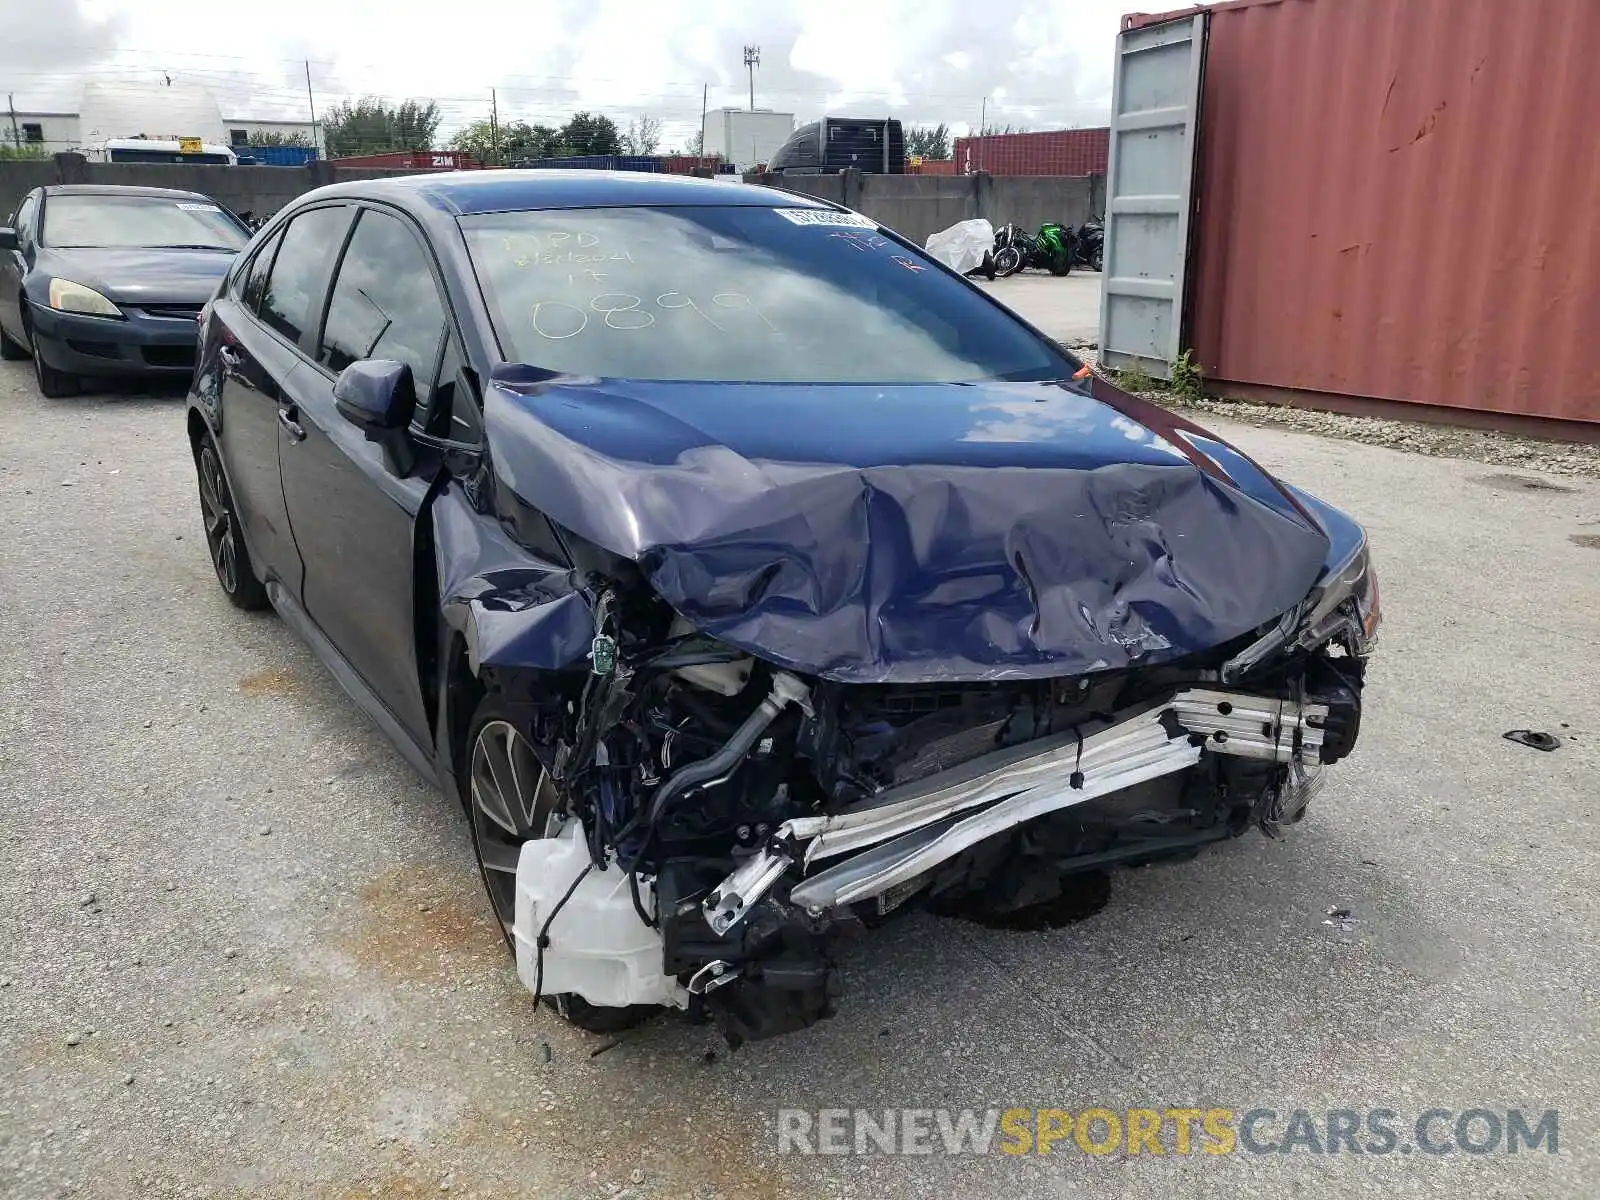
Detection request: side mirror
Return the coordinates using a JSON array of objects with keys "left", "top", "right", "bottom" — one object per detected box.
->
[
  {"left": 0, "top": 228, "right": 18, "bottom": 253},
  {"left": 334, "top": 359, "right": 417, "bottom": 475},
  {"left": 334, "top": 359, "right": 416, "bottom": 432}
]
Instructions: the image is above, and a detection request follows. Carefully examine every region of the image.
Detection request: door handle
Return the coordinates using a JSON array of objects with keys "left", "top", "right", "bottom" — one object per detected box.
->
[{"left": 278, "top": 407, "right": 306, "bottom": 441}]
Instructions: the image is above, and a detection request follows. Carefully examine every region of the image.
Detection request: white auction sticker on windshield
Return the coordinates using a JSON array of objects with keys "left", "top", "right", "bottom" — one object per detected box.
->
[
  {"left": 177, "top": 202, "right": 221, "bottom": 212},
  {"left": 774, "top": 209, "right": 877, "bottom": 228}
]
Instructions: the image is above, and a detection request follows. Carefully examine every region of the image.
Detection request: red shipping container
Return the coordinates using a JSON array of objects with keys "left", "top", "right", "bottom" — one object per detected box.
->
[
  {"left": 952, "top": 129, "right": 1109, "bottom": 176},
  {"left": 1130, "top": 0, "right": 1600, "bottom": 429},
  {"left": 330, "top": 150, "right": 485, "bottom": 170}
]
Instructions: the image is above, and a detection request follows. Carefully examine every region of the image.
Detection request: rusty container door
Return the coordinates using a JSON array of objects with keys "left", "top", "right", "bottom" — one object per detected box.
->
[
  {"left": 1174, "top": 0, "right": 1600, "bottom": 425},
  {"left": 1098, "top": 11, "right": 1208, "bottom": 378}
]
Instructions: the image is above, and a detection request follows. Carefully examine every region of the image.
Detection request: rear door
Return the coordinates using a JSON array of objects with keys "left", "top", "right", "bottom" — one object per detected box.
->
[
  {"left": 211, "top": 205, "right": 353, "bottom": 593},
  {"left": 1097, "top": 11, "right": 1208, "bottom": 379},
  {"left": 276, "top": 204, "right": 453, "bottom": 743}
]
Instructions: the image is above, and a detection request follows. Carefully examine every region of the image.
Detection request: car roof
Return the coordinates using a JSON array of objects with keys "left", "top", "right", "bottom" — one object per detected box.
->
[
  {"left": 41, "top": 184, "right": 216, "bottom": 202},
  {"left": 319, "top": 169, "right": 838, "bottom": 216}
]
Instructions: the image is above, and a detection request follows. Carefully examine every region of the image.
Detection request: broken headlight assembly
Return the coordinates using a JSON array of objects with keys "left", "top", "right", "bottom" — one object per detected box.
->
[{"left": 1296, "top": 535, "right": 1381, "bottom": 656}]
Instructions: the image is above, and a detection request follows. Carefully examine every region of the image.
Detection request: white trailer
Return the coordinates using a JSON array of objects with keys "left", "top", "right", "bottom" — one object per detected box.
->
[{"left": 701, "top": 108, "right": 794, "bottom": 172}]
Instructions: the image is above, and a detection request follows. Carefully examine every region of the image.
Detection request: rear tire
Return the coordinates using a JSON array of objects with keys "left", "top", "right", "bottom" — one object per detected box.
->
[
  {"left": 194, "top": 435, "right": 270, "bottom": 611},
  {"left": 464, "top": 699, "right": 658, "bottom": 1035},
  {"left": 1048, "top": 253, "right": 1072, "bottom": 277}
]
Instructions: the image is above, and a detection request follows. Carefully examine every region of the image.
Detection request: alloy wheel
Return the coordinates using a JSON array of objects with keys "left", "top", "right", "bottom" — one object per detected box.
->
[
  {"left": 197, "top": 446, "right": 239, "bottom": 594},
  {"left": 469, "top": 719, "right": 562, "bottom": 937}
]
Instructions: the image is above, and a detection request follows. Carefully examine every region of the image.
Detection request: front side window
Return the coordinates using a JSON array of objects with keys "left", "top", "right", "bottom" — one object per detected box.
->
[
  {"left": 260, "top": 206, "right": 350, "bottom": 344},
  {"left": 460, "top": 206, "right": 1067, "bottom": 384},
  {"left": 41, "top": 194, "right": 249, "bottom": 250},
  {"left": 12, "top": 193, "right": 39, "bottom": 245},
  {"left": 319, "top": 209, "right": 446, "bottom": 393}
]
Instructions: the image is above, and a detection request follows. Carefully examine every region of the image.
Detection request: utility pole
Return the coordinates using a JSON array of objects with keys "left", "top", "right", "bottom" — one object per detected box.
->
[
  {"left": 978, "top": 96, "right": 987, "bottom": 173},
  {"left": 304, "top": 61, "right": 319, "bottom": 156},
  {"left": 490, "top": 88, "right": 500, "bottom": 165},
  {"left": 7, "top": 94, "right": 20, "bottom": 151},
  {"left": 743, "top": 45, "right": 760, "bottom": 111},
  {"left": 699, "top": 83, "right": 708, "bottom": 159}
]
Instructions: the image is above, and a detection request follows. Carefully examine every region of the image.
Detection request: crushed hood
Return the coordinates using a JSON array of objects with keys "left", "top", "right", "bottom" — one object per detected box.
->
[{"left": 483, "top": 369, "right": 1331, "bottom": 683}]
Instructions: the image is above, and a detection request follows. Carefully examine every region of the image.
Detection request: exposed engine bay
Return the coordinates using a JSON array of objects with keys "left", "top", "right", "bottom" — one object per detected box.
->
[{"left": 496, "top": 555, "right": 1377, "bottom": 1047}]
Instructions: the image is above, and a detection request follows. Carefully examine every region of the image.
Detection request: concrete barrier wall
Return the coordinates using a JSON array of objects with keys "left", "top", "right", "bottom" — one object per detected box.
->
[
  {"left": 748, "top": 170, "right": 1103, "bottom": 246},
  {"left": 0, "top": 155, "right": 446, "bottom": 229},
  {"left": 4, "top": 157, "right": 1105, "bottom": 252}
]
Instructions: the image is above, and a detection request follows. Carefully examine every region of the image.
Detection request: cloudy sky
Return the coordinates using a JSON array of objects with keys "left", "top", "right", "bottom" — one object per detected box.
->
[{"left": 2, "top": 0, "right": 1137, "bottom": 145}]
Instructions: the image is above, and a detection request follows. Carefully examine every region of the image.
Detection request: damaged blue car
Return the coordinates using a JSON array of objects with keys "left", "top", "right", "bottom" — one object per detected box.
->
[{"left": 186, "top": 172, "right": 1379, "bottom": 1044}]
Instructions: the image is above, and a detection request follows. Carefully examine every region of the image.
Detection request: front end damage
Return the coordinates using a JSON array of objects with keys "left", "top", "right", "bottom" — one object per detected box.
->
[
  {"left": 498, "top": 569, "right": 1374, "bottom": 1046},
  {"left": 451, "top": 370, "right": 1379, "bottom": 1044}
]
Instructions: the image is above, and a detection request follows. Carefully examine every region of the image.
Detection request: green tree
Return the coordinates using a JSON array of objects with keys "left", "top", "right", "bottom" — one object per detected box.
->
[
  {"left": 557, "top": 111, "right": 621, "bottom": 156},
  {"left": 621, "top": 115, "right": 662, "bottom": 155},
  {"left": 0, "top": 143, "right": 48, "bottom": 161},
  {"left": 322, "top": 97, "right": 442, "bottom": 157},
  {"left": 450, "top": 118, "right": 561, "bottom": 164},
  {"left": 249, "top": 130, "right": 314, "bottom": 148},
  {"left": 905, "top": 123, "right": 951, "bottom": 160}
]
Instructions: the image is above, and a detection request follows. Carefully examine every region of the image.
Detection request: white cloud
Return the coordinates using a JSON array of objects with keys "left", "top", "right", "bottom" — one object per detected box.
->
[{"left": 10, "top": 0, "right": 1126, "bottom": 144}]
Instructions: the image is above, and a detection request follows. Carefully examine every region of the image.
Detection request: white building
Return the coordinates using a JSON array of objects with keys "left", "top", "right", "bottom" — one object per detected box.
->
[
  {"left": 701, "top": 108, "right": 795, "bottom": 172},
  {"left": 5, "top": 106, "right": 318, "bottom": 155}
]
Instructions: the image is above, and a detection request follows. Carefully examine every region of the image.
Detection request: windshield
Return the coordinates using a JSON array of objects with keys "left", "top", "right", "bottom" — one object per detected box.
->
[
  {"left": 42, "top": 194, "right": 249, "bottom": 250},
  {"left": 460, "top": 206, "right": 1069, "bottom": 384}
]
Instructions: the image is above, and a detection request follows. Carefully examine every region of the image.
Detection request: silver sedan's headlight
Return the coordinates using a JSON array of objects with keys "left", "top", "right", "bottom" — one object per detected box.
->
[
  {"left": 48, "top": 278, "right": 123, "bottom": 318},
  {"left": 1296, "top": 536, "right": 1380, "bottom": 655}
]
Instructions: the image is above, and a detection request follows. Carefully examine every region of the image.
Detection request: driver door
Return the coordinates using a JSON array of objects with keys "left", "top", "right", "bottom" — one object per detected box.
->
[{"left": 276, "top": 204, "right": 454, "bottom": 744}]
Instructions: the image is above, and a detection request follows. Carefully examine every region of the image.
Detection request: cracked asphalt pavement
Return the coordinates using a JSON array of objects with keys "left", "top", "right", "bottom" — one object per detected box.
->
[{"left": 1, "top": 359, "right": 1597, "bottom": 1199}]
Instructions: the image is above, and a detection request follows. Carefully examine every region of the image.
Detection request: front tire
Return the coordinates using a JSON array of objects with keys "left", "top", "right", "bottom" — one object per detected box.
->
[
  {"left": 465, "top": 701, "right": 656, "bottom": 1034},
  {"left": 994, "top": 246, "right": 1023, "bottom": 277},
  {"left": 195, "top": 435, "right": 269, "bottom": 610},
  {"left": 0, "top": 317, "right": 26, "bottom": 361},
  {"left": 24, "top": 316, "right": 77, "bottom": 397}
]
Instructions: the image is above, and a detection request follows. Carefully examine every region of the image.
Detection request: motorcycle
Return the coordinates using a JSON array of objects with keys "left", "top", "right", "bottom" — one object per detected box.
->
[
  {"left": 1072, "top": 218, "right": 1104, "bottom": 271},
  {"left": 992, "top": 222, "right": 1030, "bottom": 277},
  {"left": 992, "top": 221, "right": 1074, "bottom": 276}
]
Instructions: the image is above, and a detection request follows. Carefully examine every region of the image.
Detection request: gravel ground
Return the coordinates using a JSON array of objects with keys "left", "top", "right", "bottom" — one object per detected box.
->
[
  {"left": 1061, "top": 341, "right": 1600, "bottom": 479},
  {"left": 2, "top": 363, "right": 1598, "bottom": 1199}
]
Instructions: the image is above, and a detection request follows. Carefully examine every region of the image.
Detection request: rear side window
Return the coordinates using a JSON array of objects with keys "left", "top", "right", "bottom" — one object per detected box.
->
[
  {"left": 318, "top": 209, "right": 446, "bottom": 389},
  {"left": 240, "top": 230, "right": 282, "bottom": 311},
  {"left": 260, "top": 206, "right": 350, "bottom": 345}
]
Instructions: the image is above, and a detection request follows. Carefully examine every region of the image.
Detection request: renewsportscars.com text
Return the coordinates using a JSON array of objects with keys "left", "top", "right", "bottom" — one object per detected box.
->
[{"left": 775, "top": 1107, "right": 1560, "bottom": 1157}]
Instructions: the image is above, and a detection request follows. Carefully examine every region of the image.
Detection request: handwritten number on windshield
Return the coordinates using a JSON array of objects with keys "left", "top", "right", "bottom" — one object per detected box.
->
[
  {"left": 656, "top": 292, "right": 727, "bottom": 332},
  {"left": 590, "top": 294, "right": 655, "bottom": 329},
  {"left": 530, "top": 292, "right": 775, "bottom": 339}
]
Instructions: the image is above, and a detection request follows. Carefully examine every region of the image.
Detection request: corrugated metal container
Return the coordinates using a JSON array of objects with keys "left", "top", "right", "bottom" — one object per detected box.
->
[
  {"left": 1132, "top": 0, "right": 1600, "bottom": 427},
  {"left": 953, "top": 129, "right": 1109, "bottom": 176},
  {"left": 655, "top": 155, "right": 725, "bottom": 175},
  {"left": 245, "top": 145, "right": 318, "bottom": 167},
  {"left": 329, "top": 150, "right": 484, "bottom": 170},
  {"left": 518, "top": 155, "right": 662, "bottom": 172},
  {"left": 907, "top": 158, "right": 957, "bottom": 176}
]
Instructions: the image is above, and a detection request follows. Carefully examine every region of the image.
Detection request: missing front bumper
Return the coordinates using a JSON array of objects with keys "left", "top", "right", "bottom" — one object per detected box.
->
[{"left": 703, "top": 687, "right": 1328, "bottom": 932}]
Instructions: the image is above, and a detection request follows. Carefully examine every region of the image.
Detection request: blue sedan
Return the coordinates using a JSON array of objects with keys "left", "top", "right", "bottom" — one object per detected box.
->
[
  {"left": 0, "top": 184, "right": 249, "bottom": 396},
  {"left": 185, "top": 171, "right": 1378, "bottom": 1044}
]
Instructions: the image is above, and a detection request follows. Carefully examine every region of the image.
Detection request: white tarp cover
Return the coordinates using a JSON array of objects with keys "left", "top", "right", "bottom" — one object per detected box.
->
[{"left": 924, "top": 218, "right": 993, "bottom": 275}]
